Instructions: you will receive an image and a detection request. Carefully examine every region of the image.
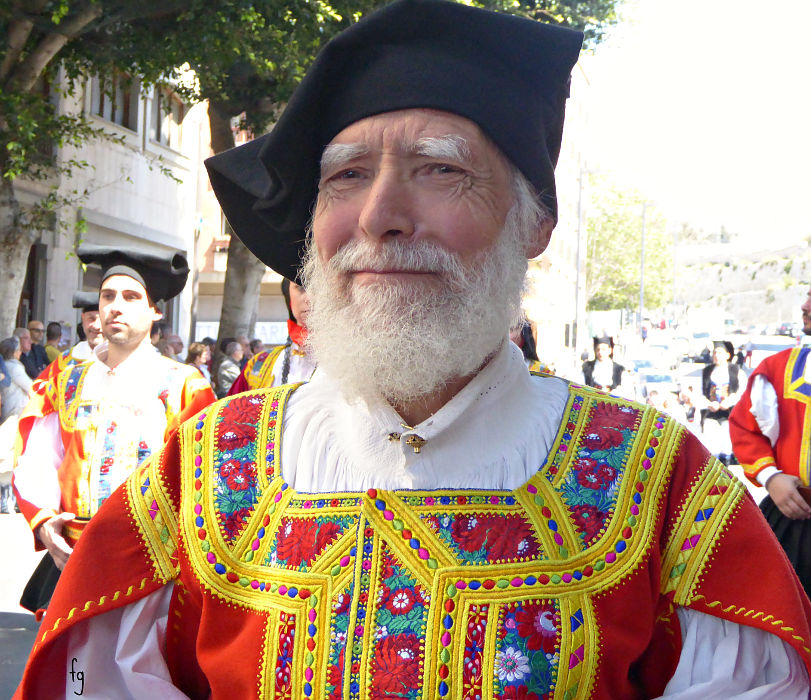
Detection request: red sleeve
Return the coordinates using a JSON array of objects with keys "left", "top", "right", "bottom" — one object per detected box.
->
[
  {"left": 165, "top": 373, "right": 216, "bottom": 440},
  {"left": 729, "top": 364, "right": 778, "bottom": 485},
  {"left": 227, "top": 370, "right": 250, "bottom": 396}
]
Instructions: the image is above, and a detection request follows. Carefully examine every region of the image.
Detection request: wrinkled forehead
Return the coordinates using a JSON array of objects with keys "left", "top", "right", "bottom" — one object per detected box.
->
[{"left": 321, "top": 109, "right": 511, "bottom": 171}]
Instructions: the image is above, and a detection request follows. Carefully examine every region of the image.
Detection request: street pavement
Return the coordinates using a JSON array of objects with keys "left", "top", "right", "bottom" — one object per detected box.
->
[{"left": 0, "top": 513, "right": 44, "bottom": 700}]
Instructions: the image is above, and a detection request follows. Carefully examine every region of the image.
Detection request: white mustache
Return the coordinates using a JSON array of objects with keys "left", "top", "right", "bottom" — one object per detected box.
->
[{"left": 327, "top": 239, "right": 465, "bottom": 276}]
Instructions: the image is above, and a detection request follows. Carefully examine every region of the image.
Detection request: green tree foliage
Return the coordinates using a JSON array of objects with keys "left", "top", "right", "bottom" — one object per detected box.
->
[{"left": 584, "top": 175, "right": 672, "bottom": 311}]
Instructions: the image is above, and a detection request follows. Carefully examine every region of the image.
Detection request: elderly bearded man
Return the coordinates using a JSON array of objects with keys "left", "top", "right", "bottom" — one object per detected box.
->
[{"left": 15, "top": 1, "right": 811, "bottom": 698}]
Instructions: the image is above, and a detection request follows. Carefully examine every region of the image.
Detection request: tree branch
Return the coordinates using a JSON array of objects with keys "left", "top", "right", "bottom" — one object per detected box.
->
[
  {"left": 8, "top": 3, "right": 104, "bottom": 93},
  {"left": 0, "top": 18, "right": 35, "bottom": 84}
]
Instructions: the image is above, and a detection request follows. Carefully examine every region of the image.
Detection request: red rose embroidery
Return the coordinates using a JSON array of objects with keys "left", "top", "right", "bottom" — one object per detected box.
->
[
  {"left": 385, "top": 588, "right": 416, "bottom": 615},
  {"left": 573, "top": 459, "right": 617, "bottom": 490},
  {"left": 503, "top": 686, "right": 540, "bottom": 700},
  {"left": 582, "top": 426, "right": 624, "bottom": 451},
  {"left": 218, "top": 422, "right": 257, "bottom": 451},
  {"left": 276, "top": 518, "right": 342, "bottom": 567},
  {"left": 369, "top": 634, "right": 421, "bottom": 698},
  {"left": 592, "top": 402, "right": 638, "bottom": 430},
  {"left": 570, "top": 504, "right": 608, "bottom": 541},
  {"left": 220, "top": 459, "right": 256, "bottom": 490},
  {"left": 452, "top": 514, "right": 539, "bottom": 561},
  {"left": 218, "top": 507, "right": 250, "bottom": 539}
]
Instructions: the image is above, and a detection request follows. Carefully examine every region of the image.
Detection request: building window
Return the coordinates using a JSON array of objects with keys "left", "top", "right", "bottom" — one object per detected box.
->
[
  {"left": 151, "top": 88, "right": 185, "bottom": 150},
  {"left": 89, "top": 75, "right": 140, "bottom": 131}
]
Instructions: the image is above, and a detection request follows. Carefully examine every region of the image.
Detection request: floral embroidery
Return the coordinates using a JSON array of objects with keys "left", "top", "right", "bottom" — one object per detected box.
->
[
  {"left": 326, "top": 583, "right": 353, "bottom": 700},
  {"left": 494, "top": 600, "right": 560, "bottom": 699},
  {"left": 560, "top": 401, "right": 642, "bottom": 548},
  {"left": 271, "top": 516, "right": 351, "bottom": 569},
  {"left": 369, "top": 633, "right": 421, "bottom": 699},
  {"left": 462, "top": 604, "right": 489, "bottom": 699},
  {"left": 213, "top": 393, "right": 266, "bottom": 542},
  {"left": 496, "top": 646, "right": 531, "bottom": 682},
  {"left": 368, "top": 548, "right": 429, "bottom": 699},
  {"left": 425, "top": 512, "right": 541, "bottom": 564}
]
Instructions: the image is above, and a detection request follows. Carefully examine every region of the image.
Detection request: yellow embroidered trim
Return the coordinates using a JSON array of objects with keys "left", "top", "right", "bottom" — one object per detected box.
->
[
  {"left": 35, "top": 575, "right": 157, "bottom": 648},
  {"left": 56, "top": 363, "right": 89, "bottom": 433},
  {"left": 741, "top": 456, "right": 778, "bottom": 479},
  {"left": 127, "top": 451, "right": 179, "bottom": 581},
  {"left": 661, "top": 456, "right": 745, "bottom": 602},
  {"left": 692, "top": 594, "right": 811, "bottom": 654}
]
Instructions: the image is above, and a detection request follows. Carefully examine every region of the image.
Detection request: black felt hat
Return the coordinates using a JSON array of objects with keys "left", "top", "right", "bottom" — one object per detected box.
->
[
  {"left": 77, "top": 245, "right": 189, "bottom": 303},
  {"left": 205, "top": 0, "right": 583, "bottom": 279},
  {"left": 593, "top": 336, "right": 614, "bottom": 349},
  {"left": 72, "top": 291, "right": 99, "bottom": 312}
]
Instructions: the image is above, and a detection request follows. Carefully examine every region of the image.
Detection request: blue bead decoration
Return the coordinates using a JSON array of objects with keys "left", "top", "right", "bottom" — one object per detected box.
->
[
  {"left": 194, "top": 468, "right": 202, "bottom": 478},
  {"left": 573, "top": 571, "right": 583, "bottom": 580},
  {"left": 195, "top": 516, "right": 203, "bottom": 527},
  {"left": 258, "top": 527, "right": 265, "bottom": 538},
  {"left": 308, "top": 624, "right": 317, "bottom": 636},
  {"left": 350, "top": 547, "right": 357, "bottom": 557},
  {"left": 442, "top": 614, "right": 453, "bottom": 629},
  {"left": 287, "top": 587, "right": 298, "bottom": 598},
  {"left": 304, "top": 683, "right": 312, "bottom": 696},
  {"left": 633, "top": 492, "right": 642, "bottom": 504},
  {"left": 504, "top": 496, "right": 515, "bottom": 505},
  {"left": 214, "top": 563, "right": 225, "bottom": 574},
  {"left": 440, "top": 496, "right": 451, "bottom": 505},
  {"left": 409, "top": 538, "right": 420, "bottom": 549},
  {"left": 616, "top": 540, "right": 627, "bottom": 553},
  {"left": 195, "top": 422, "right": 204, "bottom": 430},
  {"left": 374, "top": 499, "right": 386, "bottom": 510},
  {"left": 469, "top": 581, "right": 481, "bottom": 590},
  {"left": 525, "top": 575, "right": 537, "bottom": 585},
  {"left": 645, "top": 447, "right": 656, "bottom": 458},
  {"left": 438, "top": 681, "right": 449, "bottom": 696},
  {"left": 548, "top": 519, "right": 558, "bottom": 532}
]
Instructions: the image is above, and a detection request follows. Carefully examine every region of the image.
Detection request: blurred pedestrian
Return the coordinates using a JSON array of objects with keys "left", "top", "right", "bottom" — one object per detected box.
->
[
  {"left": 186, "top": 341, "right": 212, "bottom": 384},
  {"left": 216, "top": 340, "right": 243, "bottom": 397},
  {"left": 44, "top": 321, "right": 62, "bottom": 363},
  {"left": 15, "top": 327, "right": 47, "bottom": 379},
  {"left": 0, "top": 336, "right": 33, "bottom": 422},
  {"left": 699, "top": 340, "right": 743, "bottom": 465},
  {"left": 581, "top": 336, "right": 626, "bottom": 392}
]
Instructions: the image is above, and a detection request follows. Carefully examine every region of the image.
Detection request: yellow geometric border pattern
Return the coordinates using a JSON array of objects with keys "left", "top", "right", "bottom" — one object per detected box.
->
[
  {"left": 783, "top": 347, "right": 811, "bottom": 486},
  {"left": 660, "top": 455, "right": 745, "bottom": 603}
]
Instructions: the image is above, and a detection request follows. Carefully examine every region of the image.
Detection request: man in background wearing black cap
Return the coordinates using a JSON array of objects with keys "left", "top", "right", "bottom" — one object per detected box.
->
[
  {"left": 29, "top": 290, "right": 102, "bottom": 396},
  {"left": 12, "top": 246, "right": 215, "bottom": 614},
  {"left": 16, "top": 1, "right": 811, "bottom": 697}
]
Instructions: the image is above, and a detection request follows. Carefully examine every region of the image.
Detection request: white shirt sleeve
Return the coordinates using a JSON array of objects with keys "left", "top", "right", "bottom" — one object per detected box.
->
[
  {"left": 14, "top": 411, "right": 63, "bottom": 513},
  {"left": 659, "top": 607, "right": 809, "bottom": 698},
  {"left": 748, "top": 374, "right": 780, "bottom": 447},
  {"left": 64, "top": 586, "right": 187, "bottom": 699},
  {"left": 55, "top": 597, "right": 808, "bottom": 698}
]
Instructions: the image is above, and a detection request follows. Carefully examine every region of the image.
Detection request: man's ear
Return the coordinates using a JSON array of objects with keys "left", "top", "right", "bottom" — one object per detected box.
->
[
  {"left": 526, "top": 219, "right": 555, "bottom": 259},
  {"left": 151, "top": 309, "right": 164, "bottom": 322}
]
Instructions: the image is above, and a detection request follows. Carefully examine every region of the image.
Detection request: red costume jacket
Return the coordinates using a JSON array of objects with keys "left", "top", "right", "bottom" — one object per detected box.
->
[
  {"left": 16, "top": 384, "right": 811, "bottom": 698},
  {"left": 730, "top": 347, "right": 811, "bottom": 486}
]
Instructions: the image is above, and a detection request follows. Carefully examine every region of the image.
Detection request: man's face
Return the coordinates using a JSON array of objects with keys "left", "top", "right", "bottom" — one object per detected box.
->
[
  {"left": 595, "top": 343, "right": 611, "bottom": 361},
  {"left": 289, "top": 282, "right": 310, "bottom": 328},
  {"left": 99, "top": 275, "right": 163, "bottom": 348},
  {"left": 27, "top": 321, "right": 44, "bottom": 344},
  {"left": 18, "top": 331, "right": 32, "bottom": 353},
  {"left": 81, "top": 310, "right": 102, "bottom": 349},
  {"left": 802, "top": 287, "right": 811, "bottom": 335},
  {"left": 312, "top": 109, "right": 517, "bottom": 286},
  {"left": 168, "top": 334, "right": 183, "bottom": 354},
  {"left": 304, "top": 108, "right": 539, "bottom": 403}
]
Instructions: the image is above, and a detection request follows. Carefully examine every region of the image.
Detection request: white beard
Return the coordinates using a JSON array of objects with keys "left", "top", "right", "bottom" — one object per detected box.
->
[{"left": 301, "top": 204, "right": 530, "bottom": 406}]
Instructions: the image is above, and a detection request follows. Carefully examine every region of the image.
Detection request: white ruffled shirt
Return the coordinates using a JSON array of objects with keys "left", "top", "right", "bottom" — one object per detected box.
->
[{"left": 59, "top": 342, "right": 808, "bottom": 698}]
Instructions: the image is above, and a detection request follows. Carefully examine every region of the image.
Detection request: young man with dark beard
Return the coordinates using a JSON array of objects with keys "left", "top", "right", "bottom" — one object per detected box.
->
[{"left": 15, "top": 2, "right": 811, "bottom": 697}]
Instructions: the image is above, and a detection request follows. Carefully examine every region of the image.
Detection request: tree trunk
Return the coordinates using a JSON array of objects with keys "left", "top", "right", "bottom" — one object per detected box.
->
[
  {"left": 207, "top": 101, "right": 267, "bottom": 357},
  {"left": 0, "top": 178, "right": 35, "bottom": 336}
]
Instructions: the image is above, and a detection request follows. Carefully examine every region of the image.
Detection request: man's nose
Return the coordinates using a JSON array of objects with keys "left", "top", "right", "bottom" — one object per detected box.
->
[{"left": 358, "top": 169, "right": 416, "bottom": 241}]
